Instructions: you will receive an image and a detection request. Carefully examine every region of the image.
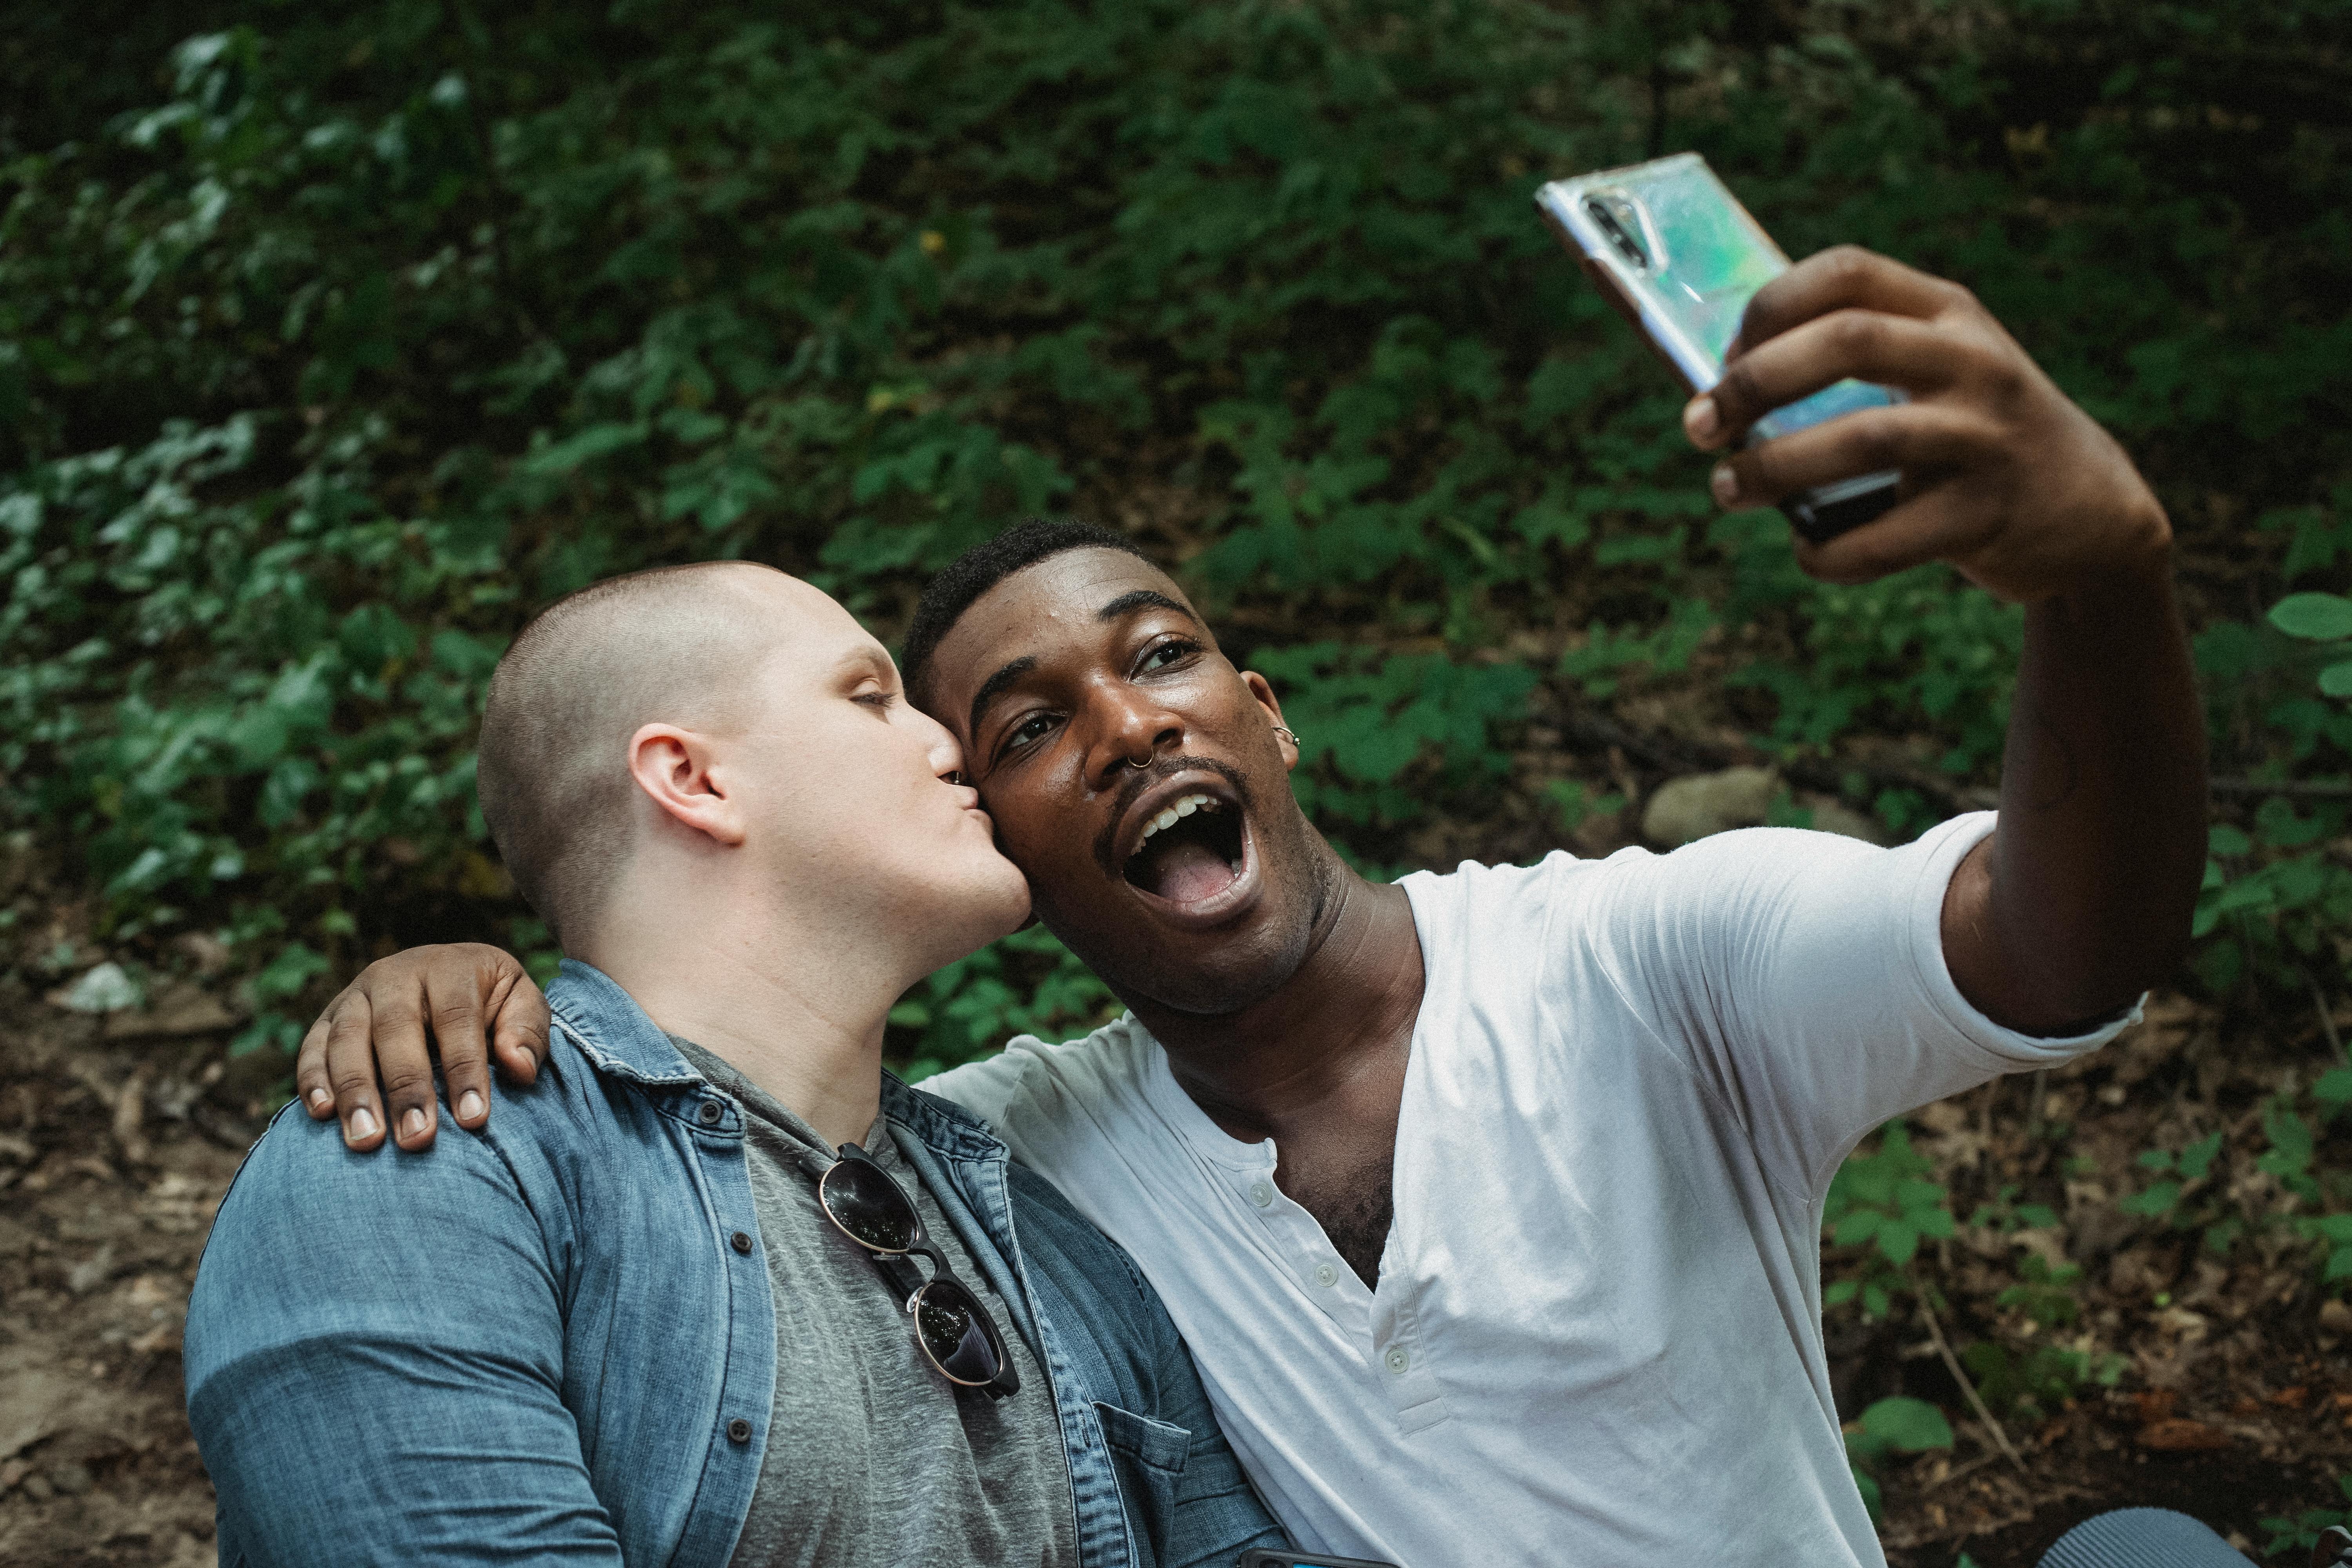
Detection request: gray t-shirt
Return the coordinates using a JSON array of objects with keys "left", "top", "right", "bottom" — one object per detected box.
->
[{"left": 669, "top": 1037, "right": 1078, "bottom": 1568}]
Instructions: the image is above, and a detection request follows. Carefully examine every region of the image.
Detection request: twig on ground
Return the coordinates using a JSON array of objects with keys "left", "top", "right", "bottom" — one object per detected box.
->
[
  {"left": 1916, "top": 1292, "right": 2027, "bottom": 1475},
  {"left": 1920, "top": 1447, "right": 2005, "bottom": 1494},
  {"left": 2308, "top": 968, "right": 2348, "bottom": 1064}
]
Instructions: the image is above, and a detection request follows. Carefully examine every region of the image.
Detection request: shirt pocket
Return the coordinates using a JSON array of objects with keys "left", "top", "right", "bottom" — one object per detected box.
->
[{"left": 1092, "top": 1401, "right": 1190, "bottom": 1568}]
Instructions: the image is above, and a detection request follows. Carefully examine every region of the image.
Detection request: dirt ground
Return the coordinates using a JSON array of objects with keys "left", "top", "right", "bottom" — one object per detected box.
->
[{"left": 1, "top": 958, "right": 2345, "bottom": 1567}]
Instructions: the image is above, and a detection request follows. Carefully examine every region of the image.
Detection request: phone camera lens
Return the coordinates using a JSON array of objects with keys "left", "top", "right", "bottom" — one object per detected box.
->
[{"left": 1584, "top": 196, "right": 1650, "bottom": 270}]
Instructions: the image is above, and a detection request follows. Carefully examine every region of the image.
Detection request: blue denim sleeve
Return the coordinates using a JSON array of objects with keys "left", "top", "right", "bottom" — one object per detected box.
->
[{"left": 185, "top": 1103, "right": 621, "bottom": 1566}]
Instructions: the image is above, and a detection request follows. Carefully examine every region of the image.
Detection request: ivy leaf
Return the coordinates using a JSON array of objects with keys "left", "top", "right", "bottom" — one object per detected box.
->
[
  {"left": 2269, "top": 593, "right": 2352, "bottom": 641},
  {"left": 1858, "top": 1396, "right": 1954, "bottom": 1453}
]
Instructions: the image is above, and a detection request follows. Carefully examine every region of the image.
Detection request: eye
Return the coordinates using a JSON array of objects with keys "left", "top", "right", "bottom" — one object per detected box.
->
[
  {"left": 995, "top": 711, "right": 1060, "bottom": 760},
  {"left": 1136, "top": 637, "right": 1200, "bottom": 675},
  {"left": 853, "top": 689, "right": 897, "bottom": 713}
]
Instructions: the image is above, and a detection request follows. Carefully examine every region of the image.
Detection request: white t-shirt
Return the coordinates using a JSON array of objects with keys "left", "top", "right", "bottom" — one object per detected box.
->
[{"left": 927, "top": 813, "right": 2134, "bottom": 1567}]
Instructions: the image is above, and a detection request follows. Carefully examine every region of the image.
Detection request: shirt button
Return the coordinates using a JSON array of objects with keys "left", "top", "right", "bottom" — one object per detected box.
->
[
  {"left": 727, "top": 1417, "right": 752, "bottom": 1444},
  {"left": 1314, "top": 1263, "right": 1338, "bottom": 1288},
  {"left": 1384, "top": 1347, "right": 1410, "bottom": 1374},
  {"left": 697, "top": 1101, "right": 722, "bottom": 1127},
  {"left": 730, "top": 1230, "right": 754, "bottom": 1255},
  {"left": 1247, "top": 1180, "right": 1273, "bottom": 1208}
]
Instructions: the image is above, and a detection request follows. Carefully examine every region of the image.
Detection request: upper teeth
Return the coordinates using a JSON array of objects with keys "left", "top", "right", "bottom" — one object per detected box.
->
[{"left": 1137, "top": 793, "right": 1216, "bottom": 847}]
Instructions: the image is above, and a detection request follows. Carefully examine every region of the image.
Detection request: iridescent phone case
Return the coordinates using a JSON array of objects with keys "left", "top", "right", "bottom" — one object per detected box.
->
[{"left": 1534, "top": 153, "right": 1900, "bottom": 541}]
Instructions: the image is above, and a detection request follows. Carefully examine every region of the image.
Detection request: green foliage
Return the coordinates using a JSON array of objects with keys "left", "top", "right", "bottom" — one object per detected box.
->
[
  {"left": 1960, "top": 1338, "right": 2126, "bottom": 1421},
  {"left": 1824, "top": 1120, "right": 1956, "bottom": 1318},
  {"left": 891, "top": 925, "right": 1118, "bottom": 1083},
  {"left": 2262, "top": 1475, "right": 2352, "bottom": 1561},
  {"left": 2271, "top": 593, "right": 2352, "bottom": 698},
  {"left": 1844, "top": 1396, "right": 1955, "bottom": 1522},
  {"left": 1252, "top": 643, "right": 1535, "bottom": 826},
  {"left": 0, "top": 0, "right": 2348, "bottom": 1085}
]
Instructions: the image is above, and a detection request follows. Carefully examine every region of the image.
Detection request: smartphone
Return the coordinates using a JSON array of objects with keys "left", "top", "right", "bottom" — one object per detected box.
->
[
  {"left": 1237, "top": 1553, "right": 1400, "bottom": 1568},
  {"left": 1534, "top": 152, "right": 1902, "bottom": 543}
]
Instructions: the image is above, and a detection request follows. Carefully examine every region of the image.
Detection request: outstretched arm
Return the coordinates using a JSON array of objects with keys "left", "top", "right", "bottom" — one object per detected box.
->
[
  {"left": 1688, "top": 246, "right": 2205, "bottom": 1035},
  {"left": 298, "top": 943, "right": 552, "bottom": 1151}
]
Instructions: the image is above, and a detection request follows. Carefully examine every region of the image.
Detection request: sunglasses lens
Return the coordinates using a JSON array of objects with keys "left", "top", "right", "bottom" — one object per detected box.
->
[
  {"left": 820, "top": 1160, "right": 918, "bottom": 1252},
  {"left": 911, "top": 1280, "right": 1002, "bottom": 1386}
]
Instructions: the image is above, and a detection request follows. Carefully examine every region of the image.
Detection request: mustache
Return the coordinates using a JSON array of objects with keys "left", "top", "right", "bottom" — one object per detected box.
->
[{"left": 1091, "top": 755, "right": 1254, "bottom": 881}]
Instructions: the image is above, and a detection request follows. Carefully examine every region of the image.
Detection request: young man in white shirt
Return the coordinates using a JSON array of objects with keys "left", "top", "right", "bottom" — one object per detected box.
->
[{"left": 298, "top": 246, "right": 2207, "bottom": 1564}]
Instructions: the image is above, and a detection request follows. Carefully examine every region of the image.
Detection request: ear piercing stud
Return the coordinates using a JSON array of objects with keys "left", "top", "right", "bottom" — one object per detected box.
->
[{"left": 1273, "top": 726, "right": 1299, "bottom": 747}]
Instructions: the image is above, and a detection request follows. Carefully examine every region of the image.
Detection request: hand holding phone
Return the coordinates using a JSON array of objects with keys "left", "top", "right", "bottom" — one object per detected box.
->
[
  {"left": 1537, "top": 156, "right": 2169, "bottom": 603},
  {"left": 1536, "top": 154, "right": 1903, "bottom": 543},
  {"left": 1686, "top": 243, "right": 2171, "bottom": 603}
]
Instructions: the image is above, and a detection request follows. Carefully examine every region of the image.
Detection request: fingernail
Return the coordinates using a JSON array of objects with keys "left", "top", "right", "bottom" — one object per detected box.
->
[
  {"left": 1684, "top": 397, "right": 1720, "bottom": 441},
  {"left": 348, "top": 1107, "right": 377, "bottom": 1141},
  {"left": 401, "top": 1107, "right": 427, "bottom": 1141},
  {"left": 1710, "top": 464, "right": 1740, "bottom": 506},
  {"left": 308, "top": 1088, "right": 331, "bottom": 1112},
  {"left": 458, "top": 1091, "right": 484, "bottom": 1122}
]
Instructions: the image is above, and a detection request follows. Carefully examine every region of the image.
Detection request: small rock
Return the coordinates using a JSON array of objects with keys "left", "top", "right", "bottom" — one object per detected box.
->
[
  {"left": 1641, "top": 766, "right": 1779, "bottom": 846},
  {"left": 20, "top": 1471, "right": 52, "bottom": 1501},
  {"left": 49, "top": 962, "right": 144, "bottom": 1014},
  {"left": 45, "top": 1460, "right": 94, "bottom": 1496},
  {"left": 2319, "top": 1298, "right": 2352, "bottom": 1334},
  {"left": 67, "top": 1244, "right": 118, "bottom": 1296}
]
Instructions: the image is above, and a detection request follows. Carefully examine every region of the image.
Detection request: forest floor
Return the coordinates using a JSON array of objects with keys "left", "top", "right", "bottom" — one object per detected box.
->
[{"left": 1, "top": 865, "right": 2345, "bottom": 1566}]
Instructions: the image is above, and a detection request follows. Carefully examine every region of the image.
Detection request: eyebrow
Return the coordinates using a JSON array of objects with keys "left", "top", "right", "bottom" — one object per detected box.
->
[
  {"left": 1096, "top": 589, "right": 1196, "bottom": 624},
  {"left": 834, "top": 644, "right": 896, "bottom": 685},
  {"left": 966, "top": 655, "right": 1038, "bottom": 743}
]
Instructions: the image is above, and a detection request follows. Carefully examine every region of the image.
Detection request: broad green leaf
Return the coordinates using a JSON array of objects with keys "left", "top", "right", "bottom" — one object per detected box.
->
[
  {"left": 2270, "top": 593, "right": 2352, "bottom": 642},
  {"left": 1858, "top": 1396, "right": 1954, "bottom": 1453}
]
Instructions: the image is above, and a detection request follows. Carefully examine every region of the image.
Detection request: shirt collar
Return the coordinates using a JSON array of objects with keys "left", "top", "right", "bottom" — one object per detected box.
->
[
  {"left": 547, "top": 957, "right": 1009, "bottom": 1164},
  {"left": 544, "top": 958, "right": 707, "bottom": 1089}
]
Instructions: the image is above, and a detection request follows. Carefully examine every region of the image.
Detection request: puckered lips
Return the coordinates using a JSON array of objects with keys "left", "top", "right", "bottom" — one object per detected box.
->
[{"left": 1106, "top": 767, "right": 1258, "bottom": 930}]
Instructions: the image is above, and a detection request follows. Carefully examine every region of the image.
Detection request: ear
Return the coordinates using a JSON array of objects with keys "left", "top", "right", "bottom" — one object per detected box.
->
[
  {"left": 626, "top": 723, "right": 748, "bottom": 847},
  {"left": 1240, "top": 670, "right": 1300, "bottom": 773}
]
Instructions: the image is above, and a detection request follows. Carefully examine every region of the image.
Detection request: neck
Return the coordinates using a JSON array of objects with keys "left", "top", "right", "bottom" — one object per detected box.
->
[
  {"left": 578, "top": 864, "right": 909, "bottom": 1148},
  {"left": 1129, "top": 837, "right": 1425, "bottom": 1144}
]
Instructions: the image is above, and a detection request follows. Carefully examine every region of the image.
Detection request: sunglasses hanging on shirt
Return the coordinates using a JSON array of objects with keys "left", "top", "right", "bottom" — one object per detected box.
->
[{"left": 804, "top": 1142, "right": 1021, "bottom": 1400}]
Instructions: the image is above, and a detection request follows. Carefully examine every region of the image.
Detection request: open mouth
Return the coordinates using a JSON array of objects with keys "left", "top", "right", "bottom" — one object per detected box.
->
[{"left": 1121, "top": 791, "right": 1245, "bottom": 905}]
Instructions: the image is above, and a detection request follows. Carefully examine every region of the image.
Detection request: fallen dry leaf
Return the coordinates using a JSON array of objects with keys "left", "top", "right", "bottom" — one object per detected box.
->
[{"left": 2138, "top": 1417, "right": 2232, "bottom": 1452}]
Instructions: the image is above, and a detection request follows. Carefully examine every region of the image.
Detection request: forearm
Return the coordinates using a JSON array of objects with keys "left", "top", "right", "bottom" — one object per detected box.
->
[{"left": 1949, "top": 542, "right": 2207, "bottom": 1033}]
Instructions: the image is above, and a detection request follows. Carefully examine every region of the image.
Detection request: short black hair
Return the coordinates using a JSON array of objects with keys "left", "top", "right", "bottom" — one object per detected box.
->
[{"left": 902, "top": 518, "right": 1159, "bottom": 706}]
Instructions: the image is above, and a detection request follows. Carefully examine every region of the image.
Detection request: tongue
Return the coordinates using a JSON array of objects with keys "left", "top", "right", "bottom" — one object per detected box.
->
[{"left": 1146, "top": 838, "right": 1238, "bottom": 904}]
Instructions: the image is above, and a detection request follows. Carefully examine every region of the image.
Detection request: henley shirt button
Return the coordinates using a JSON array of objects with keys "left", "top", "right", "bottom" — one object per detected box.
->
[
  {"left": 1247, "top": 1180, "right": 1274, "bottom": 1208},
  {"left": 730, "top": 1230, "right": 754, "bottom": 1255},
  {"left": 727, "top": 1417, "right": 752, "bottom": 1444},
  {"left": 1314, "top": 1263, "right": 1338, "bottom": 1288},
  {"left": 1384, "top": 1347, "right": 1410, "bottom": 1374},
  {"left": 697, "top": 1101, "right": 722, "bottom": 1127}
]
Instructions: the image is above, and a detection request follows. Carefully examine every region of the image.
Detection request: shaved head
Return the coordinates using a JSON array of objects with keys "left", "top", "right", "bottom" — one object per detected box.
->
[{"left": 476, "top": 561, "right": 784, "bottom": 946}]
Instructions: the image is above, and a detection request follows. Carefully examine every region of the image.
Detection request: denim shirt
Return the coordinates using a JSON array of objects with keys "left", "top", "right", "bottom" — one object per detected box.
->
[{"left": 186, "top": 960, "right": 1283, "bottom": 1568}]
